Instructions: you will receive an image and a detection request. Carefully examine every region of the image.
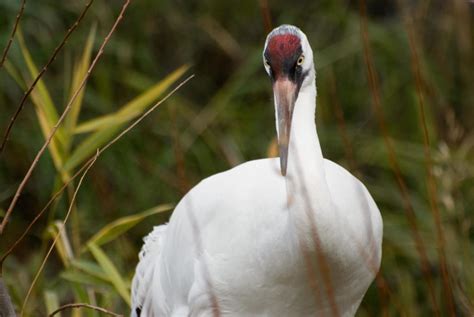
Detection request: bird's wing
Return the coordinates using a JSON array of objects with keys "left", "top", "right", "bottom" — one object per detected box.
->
[
  {"left": 324, "top": 159, "right": 383, "bottom": 268},
  {"left": 131, "top": 224, "right": 168, "bottom": 317}
]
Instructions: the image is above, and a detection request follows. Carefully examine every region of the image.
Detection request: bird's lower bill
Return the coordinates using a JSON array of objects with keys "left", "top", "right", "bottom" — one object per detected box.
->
[{"left": 273, "top": 78, "right": 298, "bottom": 177}]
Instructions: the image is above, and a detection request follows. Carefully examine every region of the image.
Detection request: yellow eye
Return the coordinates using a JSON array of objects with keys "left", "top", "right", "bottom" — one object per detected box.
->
[
  {"left": 297, "top": 55, "right": 305, "bottom": 66},
  {"left": 264, "top": 59, "right": 270, "bottom": 68}
]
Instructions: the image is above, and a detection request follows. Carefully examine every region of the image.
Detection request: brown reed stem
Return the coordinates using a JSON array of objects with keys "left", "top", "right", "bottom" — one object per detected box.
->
[
  {"left": 299, "top": 242, "right": 324, "bottom": 312},
  {"left": 405, "top": 18, "right": 455, "bottom": 316},
  {"left": 0, "top": 0, "right": 130, "bottom": 235},
  {"left": 49, "top": 302, "right": 123, "bottom": 317},
  {"left": 328, "top": 69, "right": 358, "bottom": 175},
  {"left": 291, "top": 147, "right": 340, "bottom": 317},
  {"left": 259, "top": 0, "right": 273, "bottom": 34},
  {"left": 358, "top": 0, "right": 440, "bottom": 315},
  {"left": 169, "top": 105, "right": 190, "bottom": 194},
  {"left": 0, "top": 0, "right": 95, "bottom": 154},
  {"left": 0, "top": 0, "right": 26, "bottom": 69}
]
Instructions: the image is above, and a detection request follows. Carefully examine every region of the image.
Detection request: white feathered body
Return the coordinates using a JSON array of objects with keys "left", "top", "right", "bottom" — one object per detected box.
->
[{"left": 132, "top": 158, "right": 382, "bottom": 316}]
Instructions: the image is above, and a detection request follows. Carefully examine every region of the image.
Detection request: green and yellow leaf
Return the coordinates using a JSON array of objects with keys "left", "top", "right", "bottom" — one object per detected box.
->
[
  {"left": 88, "top": 242, "right": 131, "bottom": 306},
  {"left": 63, "top": 65, "right": 189, "bottom": 171},
  {"left": 64, "top": 26, "right": 96, "bottom": 145},
  {"left": 85, "top": 203, "right": 173, "bottom": 248},
  {"left": 75, "top": 64, "right": 189, "bottom": 134}
]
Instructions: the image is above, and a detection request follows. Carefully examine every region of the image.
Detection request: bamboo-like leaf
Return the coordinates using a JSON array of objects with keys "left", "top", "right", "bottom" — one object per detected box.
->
[
  {"left": 88, "top": 242, "right": 131, "bottom": 306},
  {"left": 75, "top": 64, "right": 189, "bottom": 134},
  {"left": 29, "top": 89, "right": 66, "bottom": 172},
  {"left": 85, "top": 203, "right": 173, "bottom": 248},
  {"left": 61, "top": 270, "right": 109, "bottom": 287},
  {"left": 17, "top": 29, "right": 67, "bottom": 148},
  {"left": 16, "top": 30, "right": 68, "bottom": 174},
  {"left": 44, "top": 290, "right": 61, "bottom": 317},
  {"left": 4, "top": 60, "right": 26, "bottom": 89},
  {"left": 64, "top": 26, "right": 96, "bottom": 145},
  {"left": 70, "top": 259, "right": 109, "bottom": 281},
  {"left": 71, "top": 284, "right": 96, "bottom": 317},
  {"left": 397, "top": 270, "right": 419, "bottom": 316},
  {"left": 63, "top": 65, "right": 189, "bottom": 171},
  {"left": 63, "top": 126, "right": 118, "bottom": 171},
  {"left": 47, "top": 221, "right": 74, "bottom": 267}
]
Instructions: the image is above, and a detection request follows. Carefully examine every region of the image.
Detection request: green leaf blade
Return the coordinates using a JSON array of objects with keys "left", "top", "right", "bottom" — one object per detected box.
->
[
  {"left": 75, "top": 64, "right": 189, "bottom": 134},
  {"left": 85, "top": 204, "right": 173, "bottom": 247},
  {"left": 64, "top": 26, "right": 96, "bottom": 147},
  {"left": 88, "top": 242, "right": 131, "bottom": 306}
]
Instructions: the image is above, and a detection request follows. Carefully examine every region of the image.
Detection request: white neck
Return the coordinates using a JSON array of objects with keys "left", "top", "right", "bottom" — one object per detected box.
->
[{"left": 283, "top": 78, "right": 335, "bottom": 247}]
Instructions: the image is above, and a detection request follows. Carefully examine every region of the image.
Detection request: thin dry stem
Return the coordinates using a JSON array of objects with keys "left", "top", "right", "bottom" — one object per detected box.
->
[
  {"left": 259, "top": 0, "right": 273, "bottom": 34},
  {"left": 358, "top": 0, "right": 439, "bottom": 315},
  {"left": 0, "top": 0, "right": 26, "bottom": 69},
  {"left": 328, "top": 69, "right": 358, "bottom": 175},
  {"left": 405, "top": 18, "right": 455, "bottom": 316},
  {"left": 299, "top": 238, "right": 324, "bottom": 312},
  {"left": 21, "top": 151, "right": 99, "bottom": 316},
  {"left": 49, "top": 302, "right": 123, "bottom": 317},
  {"left": 198, "top": 17, "right": 242, "bottom": 61},
  {"left": 0, "top": 0, "right": 131, "bottom": 235},
  {"left": 291, "top": 147, "right": 340, "bottom": 317},
  {"left": 0, "top": 0, "right": 95, "bottom": 154},
  {"left": 0, "top": 75, "right": 194, "bottom": 271},
  {"left": 169, "top": 106, "right": 190, "bottom": 194}
]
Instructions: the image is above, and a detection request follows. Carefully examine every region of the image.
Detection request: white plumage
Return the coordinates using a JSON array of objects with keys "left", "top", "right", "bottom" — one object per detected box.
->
[{"left": 131, "top": 25, "right": 382, "bottom": 317}]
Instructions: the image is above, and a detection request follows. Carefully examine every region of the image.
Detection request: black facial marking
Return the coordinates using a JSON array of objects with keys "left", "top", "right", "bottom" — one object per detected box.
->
[
  {"left": 296, "top": 69, "right": 309, "bottom": 94},
  {"left": 281, "top": 46, "right": 303, "bottom": 80}
]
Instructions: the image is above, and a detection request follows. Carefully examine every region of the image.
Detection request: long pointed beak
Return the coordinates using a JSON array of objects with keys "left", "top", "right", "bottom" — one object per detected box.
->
[{"left": 274, "top": 78, "right": 298, "bottom": 176}]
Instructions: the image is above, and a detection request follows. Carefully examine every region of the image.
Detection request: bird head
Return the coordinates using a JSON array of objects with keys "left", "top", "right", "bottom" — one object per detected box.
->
[{"left": 263, "top": 25, "right": 315, "bottom": 176}]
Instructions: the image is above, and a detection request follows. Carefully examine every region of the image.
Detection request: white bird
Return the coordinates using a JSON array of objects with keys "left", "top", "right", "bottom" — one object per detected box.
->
[{"left": 131, "top": 25, "right": 382, "bottom": 317}]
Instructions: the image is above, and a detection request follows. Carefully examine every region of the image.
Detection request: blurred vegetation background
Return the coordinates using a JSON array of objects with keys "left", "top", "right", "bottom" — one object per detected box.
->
[{"left": 0, "top": 0, "right": 473, "bottom": 316}]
